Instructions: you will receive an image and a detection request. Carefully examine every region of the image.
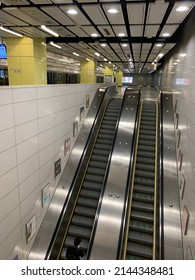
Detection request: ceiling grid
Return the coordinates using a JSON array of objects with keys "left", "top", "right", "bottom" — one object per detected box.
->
[{"left": 0, "top": 0, "right": 194, "bottom": 73}]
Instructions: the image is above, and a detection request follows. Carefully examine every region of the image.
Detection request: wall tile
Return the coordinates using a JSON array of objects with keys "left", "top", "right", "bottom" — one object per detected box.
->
[
  {"left": 16, "top": 136, "right": 38, "bottom": 164},
  {"left": 0, "top": 224, "right": 22, "bottom": 260},
  {"left": 17, "top": 153, "right": 39, "bottom": 184},
  {"left": 0, "top": 147, "right": 17, "bottom": 177},
  {"left": 53, "top": 85, "right": 65, "bottom": 96},
  {"left": 54, "top": 96, "right": 66, "bottom": 113},
  {"left": 19, "top": 171, "right": 39, "bottom": 202},
  {"left": 54, "top": 122, "right": 67, "bottom": 141},
  {"left": 0, "top": 187, "right": 19, "bottom": 223},
  {"left": 38, "top": 114, "right": 54, "bottom": 133},
  {"left": 0, "top": 88, "right": 13, "bottom": 105},
  {"left": 15, "top": 120, "right": 38, "bottom": 144},
  {"left": 20, "top": 187, "right": 40, "bottom": 220},
  {"left": 39, "top": 128, "right": 54, "bottom": 151},
  {"left": 13, "top": 87, "right": 37, "bottom": 103},
  {"left": 0, "top": 168, "right": 18, "bottom": 200},
  {"left": 0, "top": 206, "right": 20, "bottom": 244},
  {"left": 0, "top": 128, "right": 15, "bottom": 153},
  {"left": 54, "top": 110, "right": 66, "bottom": 126},
  {"left": 0, "top": 104, "right": 14, "bottom": 131},
  {"left": 14, "top": 100, "right": 37, "bottom": 126},
  {"left": 38, "top": 98, "right": 53, "bottom": 118},
  {"left": 39, "top": 159, "right": 53, "bottom": 184},
  {"left": 39, "top": 143, "right": 54, "bottom": 167},
  {"left": 37, "top": 86, "right": 53, "bottom": 99}
]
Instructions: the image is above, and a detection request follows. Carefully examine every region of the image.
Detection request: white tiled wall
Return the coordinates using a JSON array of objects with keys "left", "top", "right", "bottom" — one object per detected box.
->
[
  {"left": 161, "top": 22, "right": 195, "bottom": 259},
  {"left": 0, "top": 83, "right": 106, "bottom": 260}
]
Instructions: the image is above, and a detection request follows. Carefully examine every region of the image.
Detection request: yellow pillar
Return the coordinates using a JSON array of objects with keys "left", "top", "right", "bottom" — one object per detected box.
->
[
  {"left": 104, "top": 66, "right": 114, "bottom": 83},
  {"left": 6, "top": 37, "right": 47, "bottom": 85},
  {"left": 80, "top": 61, "right": 95, "bottom": 83},
  {"left": 116, "top": 70, "right": 123, "bottom": 87}
]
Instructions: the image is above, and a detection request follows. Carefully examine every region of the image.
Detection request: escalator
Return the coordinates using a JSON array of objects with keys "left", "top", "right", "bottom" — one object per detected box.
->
[
  {"left": 123, "top": 99, "right": 159, "bottom": 260},
  {"left": 58, "top": 98, "right": 123, "bottom": 259}
]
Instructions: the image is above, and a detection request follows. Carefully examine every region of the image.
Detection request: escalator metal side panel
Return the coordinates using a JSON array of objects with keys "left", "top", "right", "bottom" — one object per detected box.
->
[
  {"left": 161, "top": 91, "right": 183, "bottom": 259},
  {"left": 89, "top": 88, "right": 140, "bottom": 260},
  {"left": 28, "top": 86, "right": 111, "bottom": 260}
]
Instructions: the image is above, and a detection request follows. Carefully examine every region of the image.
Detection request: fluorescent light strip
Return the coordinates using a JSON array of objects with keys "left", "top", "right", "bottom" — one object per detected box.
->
[
  {"left": 0, "top": 26, "right": 23, "bottom": 37},
  {"left": 50, "top": 41, "right": 62, "bottom": 49},
  {"left": 73, "top": 52, "right": 79, "bottom": 56},
  {"left": 41, "top": 25, "right": 59, "bottom": 37}
]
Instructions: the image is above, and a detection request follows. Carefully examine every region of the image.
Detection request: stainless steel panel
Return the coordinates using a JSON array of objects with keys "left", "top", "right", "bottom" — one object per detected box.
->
[
  {"left": 90, "top": 88, "right": 140, "bottom": 260},
  {"left": 28, "top": 86, "right": 116, "bottom": 260},
  {"left": 161, "top": 91, "right": 183, "bottom": 259}
]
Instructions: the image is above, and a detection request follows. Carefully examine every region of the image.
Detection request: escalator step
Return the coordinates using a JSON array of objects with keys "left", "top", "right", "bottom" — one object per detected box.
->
[
  {"left": 68, "top": 225, "right": 91, "bottom": 239},
  {"left": 80, "top": 188, "right": 100, "bottom": 199},
  {"left": 72, "top": 215, "right": 94, "bottom": 228},
  {"left": 130, "top": 209, "right": 153, "bottom": 222},
  {"left": 75, "top": 205, "right": 96, "bottom": 217},
  {"left": 98, "top": 133, "right": 113, "bottom": 140},
  {"left": 136, "top": 156, "right": 154, "bottom": 165},
  {"left": 89, "top": 160, "right": 107, "bottom": 169},
  {"left": 82, "top": 181, "right": 102, "bottom": 191},
  {"left": 127, "top": 242, "right": 153, "bottom": 259},
  {"left": 134, "top": 184, "right": 154, "bottom": 194},
  {"left": 137, "top": 145, "right": 155, "bottom": 152},
  {"left": 136, "top": 163, "right": 155, "bottom": 172},
  {"left": 138, "top": 134, "right": 155, "bottom": 141},
  {"left": 130, "top": 219, "right": 153, "bottom": 233},
  {"left": 137, "top": 150, "right": 155, "bottom": 158},
  {"left": 101, "top": 124, "right": 116, "bottom": 130},
  {"left": 96, "top": 138, "right": 113, "bottom": 145},
  {"left": 134, "top": 176, "right": 154, "bottom": 187},
  {"left": 132, "top": 192, "right": 154, "bottom": 203},
  {"left": 132, "top": 200, "right": 154, "bottom": 212},
  {"left": 93, "top": 148, "right": 110, "bottom": 156},
  {"left": 95, "top": 143, "right": 111, "bottom": 151},
  {"left": 139, "top": 129, "right": 155, "bottom": 136},
  {"left": 128, "top": 230, "right": 153, "bottom": 245},
  {"left": 85, "top": 173, "right": 104, "bottom": 183},
  {"left": 77, "top": 197, "right": 98, "bottom": 208},
  {"left": 135, "top": 169, "right": 155, "bottom": 179},
  {"left": 91, "top": 154, "right": 108, "bottom": 162},
  {"left": 99, "top": 128, "right": 115, "bottom": 135},
  {"left": 87, "top": 167, "right": 105, "bottom": 176}
]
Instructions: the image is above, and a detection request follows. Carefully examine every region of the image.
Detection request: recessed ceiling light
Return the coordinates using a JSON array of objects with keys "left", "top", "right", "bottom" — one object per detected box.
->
[
  {"left": 156, "top": 43, "right": 162, "bottom": 47},
  {"left": 118, "top": 33, "right": 125, "bottom": 37},
  {"left": 176, "top": 6, "right": 189, "bottom": 12},
  {"left": 158, "top": 53, "right": 164, "bottom": 57},
  {"left": 162, "top": 33, "right": 170, "bottom": 37},
  {"left": 104, "top": 58, "right": 108, "bottom": 61},
  {"left": 122, "top": 43, "right": 128, "bottom": 47},
  {"left": 108, "top": 8, "right": 118, "bottom": 14},
  {"left": 100, "top": 43, "right": 107, "bottom": 47},
  {"left": 180, "top": 53, "right": 186, "bottom": 57},
  {"left": 91, "top": 33, "right": 98, "bottom": 37},
  {"left": 67, "top": 9, "right": 78, "bottom": 15},
  {"left": 95, "top": 52, "right": 100, "bottom": 57},
  {"left": 86, "top": 58, "right": 91, "bottom": 61}
]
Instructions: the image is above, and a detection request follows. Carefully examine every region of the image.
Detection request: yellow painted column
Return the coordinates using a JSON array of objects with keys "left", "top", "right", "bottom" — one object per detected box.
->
[
  {"left": 104, "top": 66, "right": 114, "bottom": 83},
  {"left": 6, "top": 37, "right": 47, "bottom": 85},
  {"left": 80, "top": 60, "right": 95, "bottom": 83},
  {"left": 116, "top": 70, "right": 123, "bottom": 87}
]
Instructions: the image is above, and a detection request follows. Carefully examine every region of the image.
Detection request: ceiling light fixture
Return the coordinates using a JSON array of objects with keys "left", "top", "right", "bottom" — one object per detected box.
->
[
  {"left": 156, "top": 43, "right": 162, "bottom": 47},
  {"left": 118, "top": 33, "right": 125, "bottom": 37},
  {"left": 180, "top": 53, "right": 186, "bottom": 57},
  {"left": 67, "top": 9, "right": 78, "bottom": 15},
  {"left": 95, "top": 52, "right": 100, "bottom": 57},
  {"left": 0, "top": 26, "right": 23, "bottom": 37},
  {"left": 100, "top": 43, "right": 107, "bottom": 47},
  {"left": 162, "top": 33, "right": 170, "bottom": 37},
  {"left": 104, "top": 58, "right": 108, "bottom": 61},
  {"left": 50, "top": 41, "right": 62, "bottom": 49},
  {"left": 73, "top": 52, "right": 79, "bottom": 56},
  {"left": 41, "top": 25, "right": 59, "bottom": 37},
  {"left": 108, "top": 8, "right": 118, "bottom": 14},
  {"left": 86, "top": 58, "right": 91, "bottom": 61},
  {"left": 122, "top": 43, "right": 128, "bottom": 47},
  {"left": 176, "top": 6, "right": 189, "bottom": 12},
  {"left": 91, "top": 33, "right": 98, "bottom": 37}
]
